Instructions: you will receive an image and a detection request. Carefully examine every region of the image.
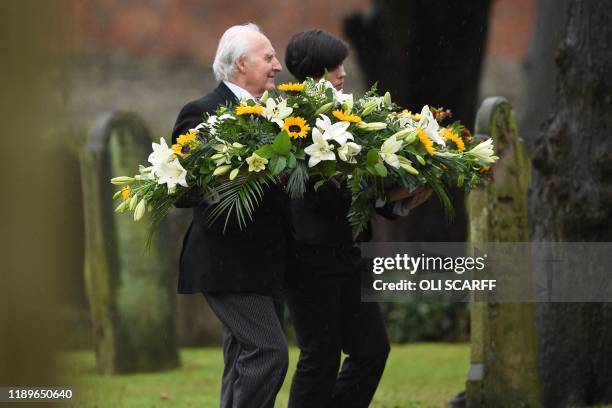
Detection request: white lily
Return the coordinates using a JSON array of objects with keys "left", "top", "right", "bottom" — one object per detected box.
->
[
  {"left": 304, "top": 128, "right": 336, "bottom": 167},
  {"left": 396, "top": 111, "right": 418, "bottom": 128},
  {"left": 148, "top": 138, "right": 175, "bottom": 171},
  {"left": 335, "top": 91, "right": 353, "bottom": 110},
  {"left": 338, "top": 141, "right": 362, "bottom": 163},
  {"left": 315, "top": 114, "right": 354, "bottom": 145},
  {"left": 156, "top": 157, "right": 188, "bottom": 194},
  {"left": 468, "top": 139, "right": 497, "bottom": 164},
  {"left": 199, "top": 113, "right": 235, "bottom": 134},
  {"left": 245, "top": 153, "right": 268, "bottom": 172},
  {"left": 418, "top": 105, "right": 446, "bottom": 146},
  {"left": 315, "top": 78, "right": 335, "bottom": 92},
  {"left": 379, "top": 135, "right": 403, "bottom": 168},
  {"left": 262, "top": 97, "right": 293, "bottom": 127}
]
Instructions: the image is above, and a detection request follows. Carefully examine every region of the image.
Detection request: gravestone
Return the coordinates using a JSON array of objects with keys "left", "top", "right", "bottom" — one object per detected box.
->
[
  {"left": 80, "top": 111, "right": 179, "bottom": 374},
  {"left": 466, "top": 98, "right": 542, "bottom": 406}
]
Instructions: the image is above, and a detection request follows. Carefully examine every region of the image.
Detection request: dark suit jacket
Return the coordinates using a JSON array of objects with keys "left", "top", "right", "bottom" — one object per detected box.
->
[{"left": 172, "top": 82, "right": 286, "bottom": 294}]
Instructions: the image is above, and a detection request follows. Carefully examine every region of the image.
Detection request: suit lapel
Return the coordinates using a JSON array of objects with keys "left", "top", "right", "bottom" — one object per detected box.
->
[{"left": 215, "top": 82, "right": 239, "bottom": 105}]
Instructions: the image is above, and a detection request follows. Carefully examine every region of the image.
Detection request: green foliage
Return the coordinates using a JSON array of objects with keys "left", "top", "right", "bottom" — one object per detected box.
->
[
  {"left": 268, "top": 156, "right": 287, "bottom": 176},
  {"left": 204, "top": 174, "right": 272, "bottom": 232},
  {"left": 381, "top": 302, "right": 470, "bottom": 343},
  {"left": 272, "top": 131, "right": 291, "bottom": 155},
  {"left": 285, "top": 161, "right": 308, "bottom": 199}
]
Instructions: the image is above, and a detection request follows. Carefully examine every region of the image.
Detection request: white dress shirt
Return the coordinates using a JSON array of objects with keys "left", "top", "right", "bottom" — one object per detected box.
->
[{"left": 223, "top": 80, "right": 255, "bottom": 101}]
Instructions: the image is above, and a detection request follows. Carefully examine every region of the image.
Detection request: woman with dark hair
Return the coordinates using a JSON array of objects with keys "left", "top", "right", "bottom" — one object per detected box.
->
[
  {"left": 283, "top": 29, "right": 431, "bottom": 407},
  {"left": 285, "top": 29, "right": 348, "bottom": 90}
]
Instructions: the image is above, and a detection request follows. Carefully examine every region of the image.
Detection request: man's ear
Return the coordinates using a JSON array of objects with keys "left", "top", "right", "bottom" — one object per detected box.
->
[{"left": 235, "top": 56, "right": 248, "bottom": 74}]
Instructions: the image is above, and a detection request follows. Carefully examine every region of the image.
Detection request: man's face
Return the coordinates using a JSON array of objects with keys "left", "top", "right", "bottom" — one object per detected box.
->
[{"left": 237, "top": 32, "right": 282, "bottom": 97}]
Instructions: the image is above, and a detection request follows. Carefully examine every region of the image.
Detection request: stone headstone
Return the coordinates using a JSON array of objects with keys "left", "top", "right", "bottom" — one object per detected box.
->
[
  {"left": 80, "top": 111, "right": 179, "bottom": 374},
  {"left": 466, "top": 98, "right": 542, "bottom": 406}
]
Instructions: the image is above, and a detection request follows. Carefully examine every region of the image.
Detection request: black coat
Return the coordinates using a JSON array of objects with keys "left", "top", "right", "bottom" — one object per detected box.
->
[
  {"left": 287, "top": 178, "right": 397, "bottom": 247},
  {"left": 172, "top": 82, "right": 287, "bottom": 294}
]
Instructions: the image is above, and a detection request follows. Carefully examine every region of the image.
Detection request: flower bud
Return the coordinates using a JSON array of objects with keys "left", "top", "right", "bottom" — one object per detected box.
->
[
  {"left": 360, "top": 100, "right": 378, "bottom": 117},
  {"left": 213, "top": 165, "right": 232, "bottom": 176},
  {"left": 134, "top": 198, "right": 146, "bottom": 221},
  {"left": 415, "top": 154, "right": 426, "bottom": 165},
  {"left": 110, "top": 176, "right": 134, "bottom": 185},
  {"left": 210, "top": 153, "right": 225, "bottom": 160},
  {"left": 392, "top": 128, "right": 416, "bottom": 141},
  {"left": 400, "top": 163, "right": 419, "bottom": 175},
  {"left": 384, "top": 92, "right": 392, "bottom": 106},
  {"left": 114, "top": 201, "right": 127, "bottom": 213},
  {"left": 314, "top": 102, "right": 334, "bottom": 117},
  {"left": 260, "top": 90, "right": 269, "bottom": 103},
  {"left": 229, "top": 168, "right": 240, "bottom": 181},
  {"left": 356, "top": 122, "right": 387, "bottom": 131},
  {"left": 457, "top": 173, "right": 465, "bottom": 188},
  {"left": 368, "top": 122, "right": 387, "bottom": 130},
  {"left": 232, "top": 142, "right": 245, "bottom": 149},
  {"left": 128, "top": 193, "right": 138, "bottom": 211}
]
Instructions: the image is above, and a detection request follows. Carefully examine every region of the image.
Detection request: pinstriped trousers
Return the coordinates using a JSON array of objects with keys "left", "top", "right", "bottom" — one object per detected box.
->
[{"left": 204, "top": 292, "right": 288, "bottom": 408}]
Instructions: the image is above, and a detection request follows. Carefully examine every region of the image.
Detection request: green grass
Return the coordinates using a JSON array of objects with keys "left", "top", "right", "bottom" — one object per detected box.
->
[{"left": 61, "top": 343, "right": 469, "bottom": 407}]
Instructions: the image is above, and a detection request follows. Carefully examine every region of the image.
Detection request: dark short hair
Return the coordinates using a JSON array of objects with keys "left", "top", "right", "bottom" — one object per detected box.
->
[{"left": 285, "top": 29, "right": 348, "bottom": 81}]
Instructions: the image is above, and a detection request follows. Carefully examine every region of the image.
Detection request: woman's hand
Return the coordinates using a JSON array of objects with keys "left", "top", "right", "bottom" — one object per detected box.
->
[{"left": 388, "top": 187, "right": 433, "bottom": 212}]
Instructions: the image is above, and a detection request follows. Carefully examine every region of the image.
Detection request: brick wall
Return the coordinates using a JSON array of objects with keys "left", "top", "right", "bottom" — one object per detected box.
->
[
  {"left": 73, "top": 0, "right": 533, "bottom": 62},
  {"left": 73, "top": 0, "right": 370, "bottom": 63}
]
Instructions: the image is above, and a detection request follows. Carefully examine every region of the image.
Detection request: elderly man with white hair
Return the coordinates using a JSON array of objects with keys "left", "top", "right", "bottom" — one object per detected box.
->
[{"left": 171, "top": 24, "right": 287, "bottom": 408}]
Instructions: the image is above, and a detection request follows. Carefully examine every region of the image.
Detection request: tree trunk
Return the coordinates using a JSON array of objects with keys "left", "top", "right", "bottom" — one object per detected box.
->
[
  {"left": 519, "top": 0, "right": 570, "bottom": 153},
  {"left": 344, "top": 0, "right": 492, "bottom": 242},
  {"left": 531, "top": 0, "right": 612, "bottom": 405}
]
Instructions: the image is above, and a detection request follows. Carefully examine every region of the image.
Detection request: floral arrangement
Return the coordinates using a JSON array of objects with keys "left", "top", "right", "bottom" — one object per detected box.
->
[{"left": 111, "top": 78, "right": 498, "bottom": 238}]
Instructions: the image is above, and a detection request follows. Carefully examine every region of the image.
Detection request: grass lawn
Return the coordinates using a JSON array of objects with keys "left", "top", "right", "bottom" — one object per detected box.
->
[{"left": 61, "top": 343, "right": 469, "bottom": 407}]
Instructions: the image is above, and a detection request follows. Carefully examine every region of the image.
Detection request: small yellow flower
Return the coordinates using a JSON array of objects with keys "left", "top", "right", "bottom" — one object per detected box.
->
[
  {"left": 278, "top": 82, "right": 304, "bottom": 92},
  {"left": 332, "top": 109, "right": 362, "bottom": 123},
  {"left": 441, "top": 128, "right": 465, "bottom": 152},
  {"left": 281, "top": 116, "right": 311, "bottom": 139},
  {"left": 236, "top": 105, "right": 264, "bottom": 116},
  {"left": 418, "top": 129, "right": 436, "bottom": 156},
  {"left": 121, "top": 185, "right": 131, "bottom": 201}
]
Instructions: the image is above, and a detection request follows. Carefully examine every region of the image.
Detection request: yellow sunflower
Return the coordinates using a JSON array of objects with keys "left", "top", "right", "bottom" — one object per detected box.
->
[
  {"left": 332, "top": 109, "right": 362, "bottom": 123},
  {"left": 172, "top": 129, "right": 199, "bottom": 156},
  {"left": 282, "top": 117, "right": 311, "bottom": 139},
  {"left": 277, "top": 82, "right": 304, "bottom": 92},
  {"left": 235, "top": 105, "right": 264, "bottom": 116},
  {"left": 440, "top": 128, "right": 465, "bottom": 152},
  {"left": 176, "top": 130, "right": 198, "bottom": 145},
  {"left": 418, "top": 129, "right": 436, "bottom": 156},
  {"left": 172, "top": 143, "right": 185, "bottom": 156}
]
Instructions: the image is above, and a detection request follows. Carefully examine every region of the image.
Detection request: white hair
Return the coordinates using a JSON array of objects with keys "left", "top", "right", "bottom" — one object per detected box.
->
[{"left": 212, "top": 23, "right": 262, "bottom": 82}]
